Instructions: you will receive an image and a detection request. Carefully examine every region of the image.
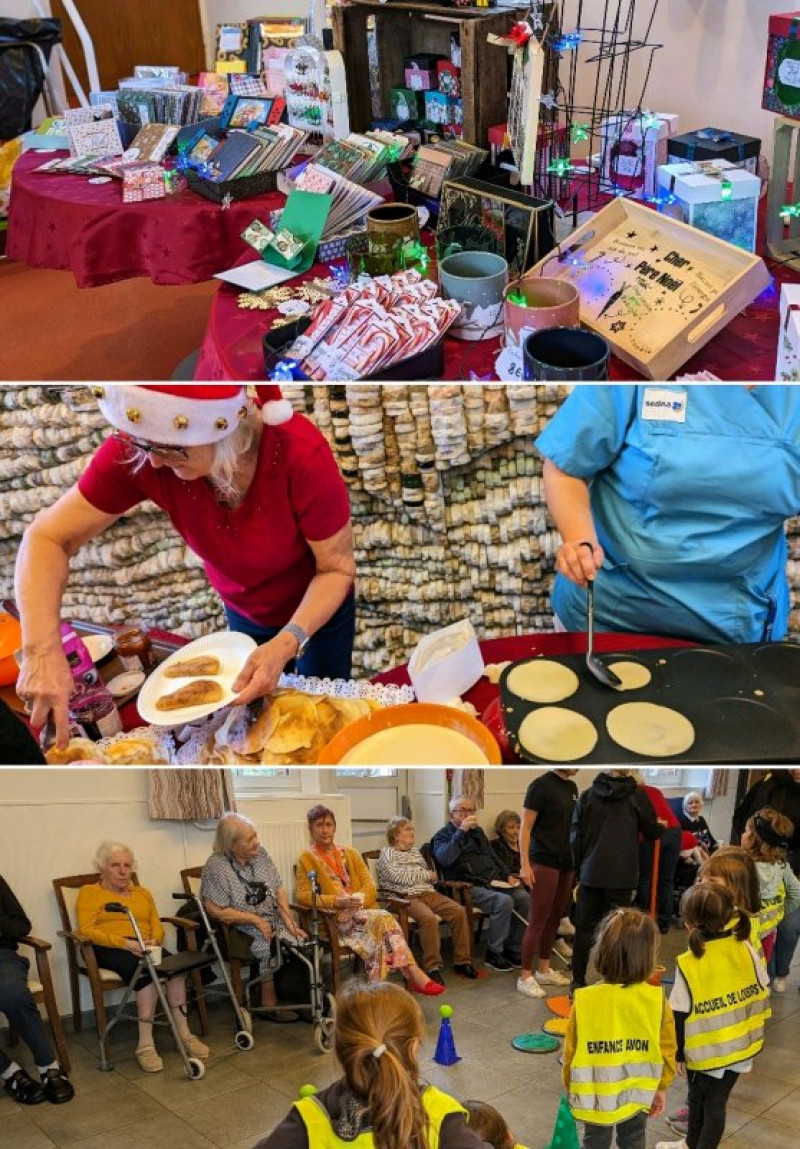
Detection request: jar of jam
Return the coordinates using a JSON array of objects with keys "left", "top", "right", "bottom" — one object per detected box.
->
[{"left": 113, "top": 621, "right": 158, "bottom": 673}]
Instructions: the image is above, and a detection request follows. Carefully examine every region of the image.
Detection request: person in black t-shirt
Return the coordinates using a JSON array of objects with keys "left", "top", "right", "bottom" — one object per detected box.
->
[
  {"left": 517, "top": 770, "right": 579, "bottom": 999},
  {"left": 0, "top": 699, "right": 45, "bottom": 765}
]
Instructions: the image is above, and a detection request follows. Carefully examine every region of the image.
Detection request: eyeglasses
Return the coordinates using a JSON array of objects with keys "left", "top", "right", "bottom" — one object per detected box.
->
[
  {"left": 113, "top": 430, "right": 189, "bottom": 464},
  {"left": 454, "top": 807, "right": 476, "bottom": 815}
]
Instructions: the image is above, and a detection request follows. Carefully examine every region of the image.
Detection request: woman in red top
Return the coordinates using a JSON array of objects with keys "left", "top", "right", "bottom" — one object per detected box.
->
[{"left": 14, "top": 384, "right": 356, "bottom": 749}]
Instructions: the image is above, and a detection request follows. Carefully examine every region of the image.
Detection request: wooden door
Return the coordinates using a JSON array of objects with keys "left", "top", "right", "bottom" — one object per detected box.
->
[{"left": 52, "top": 0, "right": 206, "bottom": 95}]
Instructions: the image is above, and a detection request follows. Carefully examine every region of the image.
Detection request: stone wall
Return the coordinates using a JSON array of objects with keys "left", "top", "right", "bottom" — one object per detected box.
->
[{"left": 0, "top": 384, "right": 797, "bottom": 676}]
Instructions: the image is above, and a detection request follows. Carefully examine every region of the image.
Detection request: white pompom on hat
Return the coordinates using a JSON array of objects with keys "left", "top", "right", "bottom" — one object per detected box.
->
[
  {"left": 94, "top": 384, "right": 249, "bottom": 446},
  {"left": 254, "top": 384, "right": 294, "bottom": 426}
]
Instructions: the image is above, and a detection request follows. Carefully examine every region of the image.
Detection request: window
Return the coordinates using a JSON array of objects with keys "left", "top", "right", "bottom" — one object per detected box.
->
[
  {"left": 641, "top": 768, "right": 714, "bottom": 792},
  {"left": 233, "top": 768, "right": 302, "bottom": 794},
  {"left": 334, "top": 768, "right": 398, "bottom": 780}
]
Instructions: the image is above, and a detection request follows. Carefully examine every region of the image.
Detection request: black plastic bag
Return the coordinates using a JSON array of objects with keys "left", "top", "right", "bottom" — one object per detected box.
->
[{"left": 0, "top": 18, "right": 62, "bottom": 140}]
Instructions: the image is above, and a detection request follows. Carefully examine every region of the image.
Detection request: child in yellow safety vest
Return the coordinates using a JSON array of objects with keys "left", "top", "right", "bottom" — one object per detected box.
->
[
  {"left": 740, "top": 807, "right": 800, "bottom": 966},
  {"left": 563, "top": 908, "right": 677, "bottom": 1149},
  {"left": 463, "top": 1099, "right": 531, "bottom": 1149},
  {"left": 253, "top": 981, "right": 486, "bottom": 1149},
  {"left": 656, "top": 883, "right": 770, "bottom": 1149}
]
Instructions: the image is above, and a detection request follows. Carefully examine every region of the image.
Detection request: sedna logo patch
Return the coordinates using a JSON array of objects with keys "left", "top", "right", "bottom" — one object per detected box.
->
[{"left": 641, "top": 388, "right": 687, "bottom": 422}]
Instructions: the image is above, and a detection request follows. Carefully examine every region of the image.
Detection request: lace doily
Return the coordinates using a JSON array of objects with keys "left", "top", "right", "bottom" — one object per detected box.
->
[{"left": 173, "top": 677, "right": 415, "bottom": 766}]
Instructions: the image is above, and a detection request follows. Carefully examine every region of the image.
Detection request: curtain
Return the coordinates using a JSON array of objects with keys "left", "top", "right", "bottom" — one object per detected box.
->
[
  {"left": 148, "top": 770, "right": 236, "bottom": 820},
  {"left": 708, "top": 769, "right": 730, "bottom": 799},
  {"left": 451, "top": 768, "right": 485, "bottom": 809}
]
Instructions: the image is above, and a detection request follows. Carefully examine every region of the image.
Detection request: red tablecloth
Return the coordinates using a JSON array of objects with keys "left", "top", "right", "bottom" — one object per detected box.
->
[
  {"left": 7, "top": 150, "right": 287, "bottom": 288},
  {"left": 194, "top": 209, "right": 797, "bottom": 382}
]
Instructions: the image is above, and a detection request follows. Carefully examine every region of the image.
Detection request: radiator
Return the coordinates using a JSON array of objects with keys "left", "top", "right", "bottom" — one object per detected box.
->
[{"left": 255, "top": 820, "right": 309, "bottom": 894}]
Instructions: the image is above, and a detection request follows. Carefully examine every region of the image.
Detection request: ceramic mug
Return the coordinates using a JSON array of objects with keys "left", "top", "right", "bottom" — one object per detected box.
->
[
  {"left": 523, "top": 326, "right": 610, "bottom": 380},
  {"left": 345, "top": 232, "right": 404, "bottom": 280},
  {"left": 438, "top": 251, "right": 509, "bottom": 341},
  {"left": 504, "top": 277, "right": 580, "bottom": 348},
  {"left": 366, "top": 203, "right": 420, "bottom": 244}
]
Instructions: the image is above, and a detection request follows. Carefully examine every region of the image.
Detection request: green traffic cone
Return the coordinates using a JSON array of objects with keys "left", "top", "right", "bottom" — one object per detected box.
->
[{"left": 544, "top": 1096, "right": 580, "bottom": 1149}]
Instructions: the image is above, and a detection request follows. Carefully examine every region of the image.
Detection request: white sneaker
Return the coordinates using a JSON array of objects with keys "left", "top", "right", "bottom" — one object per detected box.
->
[
  {"left": 655, "top": 1140, "right": 688, "bottom": 1149},
  {"left": 536, "top": 968, "right": 572, "bottom": 987},
  {"left": 772, "top": 976, "right": 788, "bottom": 993},
  {"left": 553, "top": 938, "right": 573, "bottom": 960},
  {"left": 517, "top": 975, "right": 546, "bottom": 998},
  {"left": 558, "top": 916, "right": 575, "bottom": 938}
]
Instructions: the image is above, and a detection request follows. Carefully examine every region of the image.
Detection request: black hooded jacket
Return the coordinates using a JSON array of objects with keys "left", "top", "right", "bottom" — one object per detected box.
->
[
  {"left": 732, "top": 770, "right": 800, "bottom": 873},
  {"left": 571, "top": 772, "right": 664, "bottom": 888}
]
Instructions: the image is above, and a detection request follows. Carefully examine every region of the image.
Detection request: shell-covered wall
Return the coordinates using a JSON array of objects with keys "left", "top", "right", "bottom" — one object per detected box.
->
[{"left": 1, "top": 384, "right": 797, "bottom": 675}]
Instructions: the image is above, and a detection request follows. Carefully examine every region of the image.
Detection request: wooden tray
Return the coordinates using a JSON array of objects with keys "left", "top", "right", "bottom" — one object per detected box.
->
[{"left": 527, "top": 198, "right": 770, "bottom": 380}]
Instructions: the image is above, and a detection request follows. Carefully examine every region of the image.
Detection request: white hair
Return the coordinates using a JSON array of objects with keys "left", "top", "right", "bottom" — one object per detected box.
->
[
  {"left": 122, "top": 403, "right": 262, "bottom": 502},
  {"left": 94, "top": 841, "right": 135, "bottom": 872},
  {"left": 213, "top": 812, "right": 256, "bottom": 855},
  {"left": 449, "top": 793, "right": 475, "bottom": 814},
  {"left": 683, "top": 791, "right": 704, "bottom": 813}
]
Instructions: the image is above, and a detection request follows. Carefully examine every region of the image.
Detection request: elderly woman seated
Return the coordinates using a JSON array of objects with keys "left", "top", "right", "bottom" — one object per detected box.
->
[
  {"left": 377, "top": 816, "right": 477, "bottom": 985},
  {"left": 296, "top": 805, "right": 444, "bottom": 995},
  {"left": 201, "top": 813, "right": 306, "bottom": 1022},
  {"left": 490, "top": 810, "right": 522, "bottom": 878},
  {"left": 76, "top": 841, "right": 210, "bottom": 1073},
  {"left": 678, "top": 791, "right": 718, "bottom": 858}
]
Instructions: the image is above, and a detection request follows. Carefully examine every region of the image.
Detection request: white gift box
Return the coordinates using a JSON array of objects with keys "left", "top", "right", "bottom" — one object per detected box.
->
[
  {"left": 656, "top": 159, "right": 760, "bottom": 252},
  {"left": 600, "top": 111, "right": 679, "bottom": 199},
  {"left": 776, "top": 283, "right": 800, "bottom": 381},
  {"left": 408, "top": 620, "right": 484, "bottom": 704}
]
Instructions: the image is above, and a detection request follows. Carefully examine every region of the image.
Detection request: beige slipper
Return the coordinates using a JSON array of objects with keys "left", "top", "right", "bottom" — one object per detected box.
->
[
  {"left": 182, "top": 1035, "right": 210, "bottom": 1060},
  {"left": 135, "top": 1044, "right": 163, "bottom": 1073}
]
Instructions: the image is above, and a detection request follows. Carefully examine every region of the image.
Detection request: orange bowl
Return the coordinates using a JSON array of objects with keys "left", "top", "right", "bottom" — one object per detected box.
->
[
  {"left": 0, "top": 612, "right": 22, "bottom": 687},
  {"left": 318, "top": 702, "right": 502, "bottom": 765}
]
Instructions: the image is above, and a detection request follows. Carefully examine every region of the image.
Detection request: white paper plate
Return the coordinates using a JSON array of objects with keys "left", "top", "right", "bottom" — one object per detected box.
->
[
  {"left": 137, "top": 631, "right": 257, "bottom": 727},
  {"left": 82, "top": 633, "right": 114, "bottom": 663}
]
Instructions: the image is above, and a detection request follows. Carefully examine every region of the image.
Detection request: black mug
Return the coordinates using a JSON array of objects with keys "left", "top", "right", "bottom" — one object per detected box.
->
[{"left": 523, "top": 326, "right": 610, "bottom": 381}]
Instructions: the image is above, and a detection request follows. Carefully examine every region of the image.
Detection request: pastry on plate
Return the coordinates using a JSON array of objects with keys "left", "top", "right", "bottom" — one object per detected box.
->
[
  {"left": 156, "top": 680, "right": 224, "bottom": 712},
  {"left": 163, "top": 655, "right": 221, "bottom": 679}
]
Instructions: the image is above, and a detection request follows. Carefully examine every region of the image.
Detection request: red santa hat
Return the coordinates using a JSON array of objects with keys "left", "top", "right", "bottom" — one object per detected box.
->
[{"left": 93, "top": 384, "right": 292, "bottom": 446}]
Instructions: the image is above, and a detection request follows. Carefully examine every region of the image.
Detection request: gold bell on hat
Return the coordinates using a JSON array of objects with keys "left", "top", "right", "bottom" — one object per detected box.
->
[
  {"left": 126, "top": 408, "right": 141, "bottom": 424},
  {"left": 174, "top": 415, "right": 189, "bottom": 431},
  {"left": 215, "top": 417, "right": 229, "bottom": 431},
  {"left": 91, "top": 386, "right": 105, "bottom": 399}
]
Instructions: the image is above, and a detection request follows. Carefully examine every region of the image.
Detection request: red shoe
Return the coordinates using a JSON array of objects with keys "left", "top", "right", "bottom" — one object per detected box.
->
[{"left": 412, "top": 978, "right": 446, "bottom": 996}]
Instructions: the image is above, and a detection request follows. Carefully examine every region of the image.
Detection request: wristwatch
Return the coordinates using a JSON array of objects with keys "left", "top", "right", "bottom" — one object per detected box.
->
[{"left": 280, "top": 622, "right": 311, "bottom": 658}]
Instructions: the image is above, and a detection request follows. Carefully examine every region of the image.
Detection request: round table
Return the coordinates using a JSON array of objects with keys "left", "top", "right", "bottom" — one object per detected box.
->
[
  {"left": 7, "top": 150, "right": 286, "bottom": 288},
  {"left": 194, "top": 210, "right": 794, "bottom": 382}
]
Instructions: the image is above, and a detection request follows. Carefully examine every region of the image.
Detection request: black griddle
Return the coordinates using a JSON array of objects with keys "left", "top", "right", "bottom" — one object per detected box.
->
[{"left": 499, "top": 642, "right": 800, "bottom": 765}]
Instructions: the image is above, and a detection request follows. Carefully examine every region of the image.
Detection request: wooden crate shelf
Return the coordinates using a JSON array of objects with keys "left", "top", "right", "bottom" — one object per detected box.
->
[{"left": 331, "top": 1, "right": 524, "bottom": 146}]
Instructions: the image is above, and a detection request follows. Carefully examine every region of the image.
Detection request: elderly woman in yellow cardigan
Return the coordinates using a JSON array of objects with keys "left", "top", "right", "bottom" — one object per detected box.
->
[{"left": 295, "top": 805, "right": 444, "bottom": 996}]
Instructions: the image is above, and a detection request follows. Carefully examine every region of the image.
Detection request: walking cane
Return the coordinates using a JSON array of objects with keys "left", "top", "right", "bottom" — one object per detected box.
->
[{"left": 649, "top": 838, "right": 661, "bottom": 921}]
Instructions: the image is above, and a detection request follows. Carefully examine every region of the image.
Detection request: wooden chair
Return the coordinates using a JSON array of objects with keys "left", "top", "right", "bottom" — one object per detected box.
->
[
  {"left": 52, "top": 872, "right": 209, "bottom": 1046},
  {"left": 360, "top": 851, "right": 411, "bottom": 942},
  {"left": 6, "top": 935, "right": 71, "bottom": 1072},
  {"left": 421, "top": 842, "right": 484, "bottom": 955},
  {"left": 179, "top": 865, "right": 255, "bottom": 1006}
]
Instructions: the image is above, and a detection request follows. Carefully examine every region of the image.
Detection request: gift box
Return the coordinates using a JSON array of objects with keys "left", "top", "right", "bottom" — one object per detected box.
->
[
  {"left": 425, "top": 91, "right": 457, "bottom": 125},
  {"left": 600, "top": 111, "right": 679, "bottom": 198},
  {"left": 437, "top": 61, "right": 461, "bottom": 98},
  {"left": 667, "top": 127, "right": 761, "bottom": 176},
  {"left": 405, "top": 54, "right": 444, "bottom": 91},
  {"left": 657, "top": 160, "right": 760, "bottom": 252},
  {"left": 764, "top": 11, "right": 800, "bottom": 117},
  {"left": 776, "top": 283, "right": 800, "bottom": 379},
  {"left": 391, "top": 88, "right": 422, "bottom": 122},
  {"left": 438, "top": 177, "right": 555, "bottom": 278},
  {"left": 122, "top": 162, "right": 166, "bottom": 202}
]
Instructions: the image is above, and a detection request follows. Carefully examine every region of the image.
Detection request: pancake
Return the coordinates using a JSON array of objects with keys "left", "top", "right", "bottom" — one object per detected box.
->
[
  {"left": 518, "top": 707, "right": 598, "bottom": 762},
  {"left": 506, "top": 660, "right": 579, "bottom": 704},
  {"left": 606, "top": 702, "right": 695, "bottom": 757},
  {"left": 606, "top": 661, "right": 652, "bottom": 691}
]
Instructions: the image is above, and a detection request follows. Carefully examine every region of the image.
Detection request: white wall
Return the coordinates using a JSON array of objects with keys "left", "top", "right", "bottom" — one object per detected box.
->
[
  {"left": 574, "top": 1, "right": 788, "bottom": 161},
  {"left": 0, "top": 769, "right": 351, "bottom": 1018}
]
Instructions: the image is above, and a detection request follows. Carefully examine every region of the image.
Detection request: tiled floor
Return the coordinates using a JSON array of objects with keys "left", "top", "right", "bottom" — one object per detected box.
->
[{"left": 3, "top": 930, "right": 800, "bottom": 1149}]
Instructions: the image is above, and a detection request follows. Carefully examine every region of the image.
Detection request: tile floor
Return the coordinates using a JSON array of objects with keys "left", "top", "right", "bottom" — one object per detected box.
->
[{"left": 3, "top": 930, "right": 799, "bottom": 1149}]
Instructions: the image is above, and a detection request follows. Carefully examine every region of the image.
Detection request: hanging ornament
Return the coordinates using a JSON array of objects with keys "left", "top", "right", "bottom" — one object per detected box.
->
[
  {"left": 548, "top": 157, "right": 575, "bottom": 177},
  {"left": 553, "top": 31, "right": 582, "bottom": 53},
  {"left": 640, "top": 110, "right": 661, "bottom": 133},
  {"left": 571, "top": 122, "right": 590, "bottom": 144},
  {"left": 780, "top": 202, "right": 800, "bottom": 219}
]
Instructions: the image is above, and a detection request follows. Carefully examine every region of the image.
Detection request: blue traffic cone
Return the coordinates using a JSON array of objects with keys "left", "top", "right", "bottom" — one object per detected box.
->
[{"left": 433, "top": 1004, "right": 461, "bottom": 1066}]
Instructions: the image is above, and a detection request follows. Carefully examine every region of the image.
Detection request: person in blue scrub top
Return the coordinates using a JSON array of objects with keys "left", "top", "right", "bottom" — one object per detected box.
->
[{"left": 535, "top": 385, "right": 800, "bottom": 644}]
